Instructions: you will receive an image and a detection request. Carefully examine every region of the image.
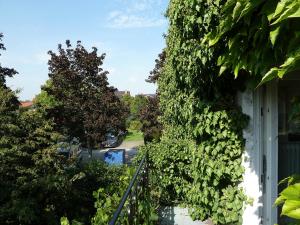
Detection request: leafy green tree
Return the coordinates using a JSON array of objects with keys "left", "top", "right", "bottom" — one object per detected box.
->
[
  {"left": 146, "top": 50, "right": 165, "bottom": 84},
  {"left": 130, "top": 95, "right": 148, "bottom": 120},
  {"left": 121, "top": 94, "right": 147, "bottom": 130},
  {"left": 139, "top": 96, "right": 162, "bottom": 143},
  {"left": 138, "top": 51, "right": 164, "bottom": 142},
  {"left": 0, "top": 35, "right": 133, "bottom": 225},
  {"left": 0, "top": 35, "right": 66, "bottom": 224},
  {"left": 45, "top": 41, "right": 127, "bottom": 148},
  {"left": 0, "top": 33, "right": 19, "bottom": 151}
]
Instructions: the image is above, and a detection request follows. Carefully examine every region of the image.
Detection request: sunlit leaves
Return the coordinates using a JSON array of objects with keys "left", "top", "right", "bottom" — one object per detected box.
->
[
  {"left": 205, "top": 0, "right": 300, "bottom": 84},
  {"left": 275, "top": 178, "right": 300, "bottom": 220}
]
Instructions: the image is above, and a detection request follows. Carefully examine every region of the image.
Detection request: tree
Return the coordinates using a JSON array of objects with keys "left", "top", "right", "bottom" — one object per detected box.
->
[
  {"left": 130, "top": 95, "right": 148, "bottom": 120},
  {"left": 146, "top": 50, "right": 165, "bottom": 84},
  {"left": 0, "top": 33, "right": 19, "bottom": 149},
  {"left": 44, "top": 41, "right": 127, "bottom": 148},
  {"left": 0, "top": 33, "right": 65, "bottom": 224},
  {"left": 0, "top": 35, "right": 130, "bottom": 225},
  {"left": 139, "top": 96, "right": 162, "bottom": 143},
  {"left": 138, "top": 51, "right": 165, "bottom": 142}
]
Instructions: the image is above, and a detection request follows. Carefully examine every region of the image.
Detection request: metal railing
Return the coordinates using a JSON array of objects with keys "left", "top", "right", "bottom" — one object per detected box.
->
[{"left": 109, "top": 152, "right": 149, "bottom": 225}]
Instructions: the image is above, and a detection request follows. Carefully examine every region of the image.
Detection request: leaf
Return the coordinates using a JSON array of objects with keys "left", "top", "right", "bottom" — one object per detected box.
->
[
  {"left": 282, "top": 200, "right": 300, "bottom": 219},
  {"left": 275, "top": 195, "right": 286, "bottom": 206},
  {"left": 272, "top": 0, "right": 290, "bottom": 20},
  {"left": 238, "top": 0, "right": 263, "bottom": 21},
  {"left": 232, "top": 2, "right": 242, "bottom": 20},
  {"left": 271, "top": 1, "right": 300, "bottom": 25},
  {"left": 60, "top": 217, "right": 70, "bottom": 225},
  {"left": 270, "top": 25, "right": 281, "bottom": 46},
  {"left": 281, "top": 183, "right": 300, "bottom": 200},
  {"left": 259, "top": 47, "right": 300, "bottom": 85}
]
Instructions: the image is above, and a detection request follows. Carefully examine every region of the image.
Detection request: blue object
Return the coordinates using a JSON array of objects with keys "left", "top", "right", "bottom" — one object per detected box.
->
[{"left": 104, "top": 149, "right": 125, "bottom": 165}]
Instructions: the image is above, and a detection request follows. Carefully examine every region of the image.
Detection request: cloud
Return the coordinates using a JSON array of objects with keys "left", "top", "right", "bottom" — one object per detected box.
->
[
  {"left": 107, "top": 0, "right": 166, "bottom": 29},
  {"left": 107, "top": 11, "right": 165, "bottom": 28}
]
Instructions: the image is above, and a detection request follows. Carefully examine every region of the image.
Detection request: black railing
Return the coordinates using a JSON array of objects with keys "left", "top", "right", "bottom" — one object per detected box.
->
[{"left": 109, "top": 152, "right": 149, "bottom": 225}]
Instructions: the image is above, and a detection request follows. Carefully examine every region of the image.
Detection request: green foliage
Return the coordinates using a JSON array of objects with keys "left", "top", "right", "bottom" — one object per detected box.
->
[
  {"left": 139, "top": 96, "right": 162, "bottom": 143},
  {"left": 205, "top": 0, "right": 300, "bottom": 84},
  {"left": 45, "top": 40, "right": 127, "bottom": 147},
  {"left": 92, "top": 164, "right": 157, "bottom": 225},
  {"left": 156, "top": 2, "right": 300, "bottom": 224},
  {"left": 144, "top": 0, "right": 251, "bottom": 224},
  {"left": 92, "top": 166, "right": 132, "bottom": 225},
  {"left": 129, "top": 120, "right": 143, "bottom": 131},
  {"left": 121, "top": 94, "right": 148, "bottom": 130},
  {"left": 275, "top": 175, "right": 300, "bottom": 224},
  {"left": 0, "top": 35, "right": 130, "bottom": 224},
  {"left": 124, "top": 129, "right": 144, "bottom": 142}
]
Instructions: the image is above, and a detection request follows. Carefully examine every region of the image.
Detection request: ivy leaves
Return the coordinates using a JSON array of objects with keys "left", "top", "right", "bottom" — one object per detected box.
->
[
  {"left": 206, "top": 0, "right": 300, "bottom": 84},
  {"left": 151, "top": 0, "right": 250, "bottom": 224}
]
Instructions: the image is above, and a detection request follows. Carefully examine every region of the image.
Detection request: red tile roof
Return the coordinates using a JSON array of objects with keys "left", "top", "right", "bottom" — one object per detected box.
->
[{"left": 20, "top": 101, "right": 33, "bottom": 108}]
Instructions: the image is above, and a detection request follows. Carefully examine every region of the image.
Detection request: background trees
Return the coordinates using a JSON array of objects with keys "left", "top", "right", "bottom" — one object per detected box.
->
[
  {"left": 137, "top": 51, "right": 164, "bottom": 143},
  {"left": 121, "top": 93, "right": 147, "bottom": 131},
  {"left": 0, "top": 33, "right": 67, "bottom": 224},
  {"left": 44, "top": 41, "right": 127, "bottom": 147},
  {"left": 0, "top": 35, "right": 130, "bottom": 224}
]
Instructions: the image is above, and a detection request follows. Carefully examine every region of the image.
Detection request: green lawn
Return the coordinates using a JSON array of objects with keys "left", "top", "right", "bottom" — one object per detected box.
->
[{"left": 123, "top": 130, "right": 144, "bottom": 142}]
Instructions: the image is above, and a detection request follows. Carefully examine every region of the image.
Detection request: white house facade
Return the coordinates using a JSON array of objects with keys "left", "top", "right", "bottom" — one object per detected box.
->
[{"left": 239, "top": 73, "right": 300, "bottom": 225}]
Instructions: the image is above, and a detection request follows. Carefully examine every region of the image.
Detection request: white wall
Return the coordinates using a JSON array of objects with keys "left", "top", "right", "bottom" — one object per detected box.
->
[{"left": 237, "top": 89, "right": 263, "bottom": 225}]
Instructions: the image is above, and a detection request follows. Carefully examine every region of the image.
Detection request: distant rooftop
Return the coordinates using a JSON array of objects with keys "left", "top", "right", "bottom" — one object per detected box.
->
[
  {"left": 136, "top": 93, "right": 156, "bottom": 98},
  {"left": 115, "top": 90, "right": 131, "bottom": 98},
  {"left": 20, "top": 101, "right": 34, "bottom": 108}
]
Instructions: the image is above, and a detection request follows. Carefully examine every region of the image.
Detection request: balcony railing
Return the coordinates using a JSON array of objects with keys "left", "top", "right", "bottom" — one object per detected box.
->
[{"left": 109, "top": 152, "right": 149, "bottom": 225}]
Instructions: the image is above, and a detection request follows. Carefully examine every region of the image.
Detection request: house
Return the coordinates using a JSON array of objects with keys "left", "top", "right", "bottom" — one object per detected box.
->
[
  {"left": 115, "top": 90, "right": 131, "bottom": 98},
  {"left": 137, "top": 93, "right": 156, "bottom": 98},
  {"left": 20, "top": 100, "right": 34, "bottom": 108},
  {"left": 239, "top": 72, "right": 300, "bottom": 225}
]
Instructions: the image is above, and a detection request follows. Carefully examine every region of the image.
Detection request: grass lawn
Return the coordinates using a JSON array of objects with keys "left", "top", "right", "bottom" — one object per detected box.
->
[{"left": 123, "top": 129, "right": 144, "bottom": 142}]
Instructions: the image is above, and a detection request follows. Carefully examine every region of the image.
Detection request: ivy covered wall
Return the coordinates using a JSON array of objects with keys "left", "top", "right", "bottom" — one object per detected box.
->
[{"left": 143, "top": 0, "right": 300, "bottom": 225}]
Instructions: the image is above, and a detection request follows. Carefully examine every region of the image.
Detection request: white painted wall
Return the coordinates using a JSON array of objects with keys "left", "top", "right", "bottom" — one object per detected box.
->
[{"left": 237, "top": 89, "right": 263, "bottom": 225}]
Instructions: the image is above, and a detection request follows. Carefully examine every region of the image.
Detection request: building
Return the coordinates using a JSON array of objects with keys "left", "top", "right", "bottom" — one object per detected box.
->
[
  {"left": 20, "top": 100, "right": 34, "bottom": 108},
  {"left": 115, "top": 90, "right": 131, "bottom": 98},
  {"left": 239, "top": 72, "right": 300, "bottom": 225}
]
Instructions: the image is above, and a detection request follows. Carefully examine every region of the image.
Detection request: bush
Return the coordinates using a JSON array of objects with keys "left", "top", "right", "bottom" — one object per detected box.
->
[{"left": 129, "top": 120, "right": 142, "bottom": 131}]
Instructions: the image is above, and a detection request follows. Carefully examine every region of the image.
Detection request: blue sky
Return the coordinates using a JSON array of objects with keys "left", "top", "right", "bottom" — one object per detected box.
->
[{"left": 0, "top": 0, "right": 168, "bottom": 100}]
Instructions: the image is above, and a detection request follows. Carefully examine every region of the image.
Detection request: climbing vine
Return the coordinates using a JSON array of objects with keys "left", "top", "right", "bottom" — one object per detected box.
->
[
  {"left": 140, "top": 0, "right": 250, "bottom": 224},
  {"left": 206, "top": 0, "right": 300, "bottom": 84},
  {"left": 142, "top": 0, "right": 300, "bottom": 224}
]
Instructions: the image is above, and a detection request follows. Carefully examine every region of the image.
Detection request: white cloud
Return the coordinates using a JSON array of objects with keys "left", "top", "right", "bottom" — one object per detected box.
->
[
  {"left": 107, "top": 11, "right": 165, "bottom": 28},
  {"left": 107, "top": 0, "right": 166, "bottom": 29}
]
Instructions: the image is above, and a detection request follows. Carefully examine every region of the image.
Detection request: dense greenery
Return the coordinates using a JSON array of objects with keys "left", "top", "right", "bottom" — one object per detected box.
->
[
  {"left": 121, "top": 94, "right": 147, "bottom": 131},
  {"left": 138, "top": 52, "right": 164, "bottom": 143},
  {"left": 44, "top": 41, "right": 127, "bottom": 147},
  {"left": 142, "top": 0, "right": 300, "bottom": 224},
  {"left": 139, "top": 96, "right": 162, "bottom": 143},
  {"left": 0, "top": 34, "right": 130, "bottom": 225},
  {"left": 141, "top": 0, "right": 250, "bottom": 224},
  {"left": 206, "top": 0, "right": 300, "bottom": 85}
]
